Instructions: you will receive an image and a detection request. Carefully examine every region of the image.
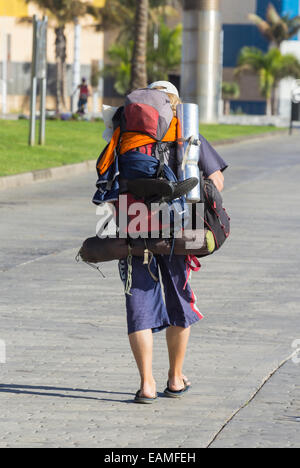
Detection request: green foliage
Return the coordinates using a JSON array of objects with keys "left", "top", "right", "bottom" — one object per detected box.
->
[
  {"left": 88, "top": 0, "right": 135, "bottom": 39},
  {"left": 222, "top": 82, "right": 240, "bottom": 115},
  {"left": 91, "top": 61, "right": 102, "bottom": 89},
  {"left": 25, "top": 0, "right": 90, "bottom": 26},
  {"left": 222, "top": 82, "right": 240, "bottom": 100},
  {"left": 102, "top": 20, "right": 182, "bottom": 96},
  {"left": 89, "top": 0, "right": 180, "bottom": 40},
  {"left": 147, "top": 20, "right": 182, "bottom": 82},
  {"left": 0, "top": 120, "right": 106, "bottom": 177},
  {"left": 102, "top": 41, "right": 134, "bottom": 95},
  {"left": 88, "top": 0, "right": 182, "bottom": 93},
  {"left": 0, "top": 120, "right": 284, "bottom": 177},
  {"left": 236, "top": 47, "right": 300, "bottom": 99},
  {"left": 235, "top": 46, "right": 300, "bottom": 115}
]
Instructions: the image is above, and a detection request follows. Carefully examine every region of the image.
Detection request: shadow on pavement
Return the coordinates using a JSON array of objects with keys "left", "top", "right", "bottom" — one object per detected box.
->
[{"left": 0, "top": 383, "right": 135, "bottom": 404}]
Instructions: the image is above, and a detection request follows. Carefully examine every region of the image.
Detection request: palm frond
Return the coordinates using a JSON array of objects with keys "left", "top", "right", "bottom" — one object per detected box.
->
[
  {"left": 248, "top": 13, "right": 274, "bottom": 41},
  {"left": 266, "top": 3, "right": 282, "bottom": 25},
  {"left": 222, "top": 81, "right": 240, "bottom": 99}
]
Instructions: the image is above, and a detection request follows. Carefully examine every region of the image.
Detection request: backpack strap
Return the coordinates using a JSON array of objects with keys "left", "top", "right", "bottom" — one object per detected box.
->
[
  {"left": 183, "top": 255, "right": 201, "bottom": 290},
  {"left": 97, "top": 127, "right": 121, "bottom": 175},
  {"left": 155, "top": 141, "right": 169, "bottom": 178}
]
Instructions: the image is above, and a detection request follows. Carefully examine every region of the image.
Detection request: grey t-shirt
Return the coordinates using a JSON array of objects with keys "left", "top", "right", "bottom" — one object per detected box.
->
[{"left": 165, "top": 134, "right": 228, "bottom": 178}]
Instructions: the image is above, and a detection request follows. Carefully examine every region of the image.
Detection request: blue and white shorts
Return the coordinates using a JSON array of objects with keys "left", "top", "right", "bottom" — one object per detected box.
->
[{"left": 119, "top": 254, "right": 203, "bottom": 335}]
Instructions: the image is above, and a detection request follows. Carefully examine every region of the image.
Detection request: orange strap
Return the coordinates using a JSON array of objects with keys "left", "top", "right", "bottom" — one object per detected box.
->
[
  {"left": 120, "top": 117, "right": 178, "bottom": 155},
  {"left": 97, "top": 127, "right": 120, "bottom": 175},
  {"left": 97, "top": 117, "right": 178, "bottom": 175}
]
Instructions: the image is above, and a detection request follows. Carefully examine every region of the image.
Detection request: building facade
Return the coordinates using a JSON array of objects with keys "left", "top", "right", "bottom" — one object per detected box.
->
[
  {"left": 1, "top": 0, "right": 300, "bottom": 115},
  {"left": 0, "top": 0, "right": 105, "bottom": 114},
  {"left": 221, "top": 0, "right": 300, "bottom": 114}
]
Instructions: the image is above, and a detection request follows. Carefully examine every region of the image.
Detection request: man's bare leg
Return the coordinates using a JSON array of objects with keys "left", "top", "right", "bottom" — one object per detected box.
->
[
  {"left": 166, "top": 326, "right": 191, "bottom": 391},
  {"left": 129, "top": 329, "right": 156, "bottom": 398}
]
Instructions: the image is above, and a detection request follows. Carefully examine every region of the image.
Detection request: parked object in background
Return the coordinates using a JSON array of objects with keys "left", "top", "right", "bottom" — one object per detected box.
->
[
  {"left": 278, "top": 41, "right": 300, "bottom": 119},
  {"left": 60, "top": 112, "right": 72, "bottom": 121},
  {"left": 289, "top": 80, "right": 300, "bottom": 135}
]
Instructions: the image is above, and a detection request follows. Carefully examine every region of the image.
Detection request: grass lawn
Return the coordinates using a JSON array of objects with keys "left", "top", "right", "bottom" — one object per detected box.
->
[{"left": 0, "top": 119, "right": 285, "bottom": 177}]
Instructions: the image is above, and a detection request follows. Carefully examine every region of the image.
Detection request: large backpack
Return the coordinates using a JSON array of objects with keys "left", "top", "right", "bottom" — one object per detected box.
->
[
  {"left": 200, "top": 178, "right": 230, "bottom": 254},
  {"left": 93, "top": 88, "right": 178, "bottom": 205},
  {"left": 122, "top": 88, "right": 174, "bottom": 139},
  {"left": 94, "top": 88, "right": 189, "bottom": 237},
  {"left": 117, "top": 88, "right": 176, "bottom": 178},
  {"left": 79, "top": 179, "right": 231, "bottom": 264}
]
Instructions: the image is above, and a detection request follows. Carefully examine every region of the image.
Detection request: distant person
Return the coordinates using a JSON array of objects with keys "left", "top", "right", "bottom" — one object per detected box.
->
[{"left": 76, "top": 78, "right": 90, "bottom": 115}]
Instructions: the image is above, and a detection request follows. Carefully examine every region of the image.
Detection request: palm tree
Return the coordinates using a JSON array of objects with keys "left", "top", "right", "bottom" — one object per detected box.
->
[
  {"left": 25, "top": 0, "right": 91, "bottom": 113},
  {"left": 235, "top": 47, "right": 300, "bottom": 116},
  {"left": 102, "top": 41, "right": 134, "bottom": 95},
  {"left": 130, "top": 0, "right": 149, "bottom": 90},
  {"left": 88, "top": 0, "right": 179, "bottom": 39},
  {"left": 147, "top": 20, "right": 182, "bottom": 82},
  {"left": 87, "top": 0, "right": 135, "bottom": 40},
  {"left": 248, "top": 3, "right": 300, "bottom": 49},
  {"left": 88, "top": 0, "right": 180, "bottom": 90},
  {"left": 222, "top": 82, "right": 240, "bottom": 115},
  {"left": 101, "top": 20, "right": 182, "bottom": 96}
]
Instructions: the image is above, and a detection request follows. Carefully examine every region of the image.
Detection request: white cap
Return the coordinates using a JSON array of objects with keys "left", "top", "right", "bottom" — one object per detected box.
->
[{"left": 147, "top": 81, "right": 179, "bottom": 98}]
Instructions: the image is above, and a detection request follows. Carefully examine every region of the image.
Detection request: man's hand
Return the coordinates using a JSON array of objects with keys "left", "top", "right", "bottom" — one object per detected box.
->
[{"left": 208, "top": 170, "right": 224, "bottom": 192}]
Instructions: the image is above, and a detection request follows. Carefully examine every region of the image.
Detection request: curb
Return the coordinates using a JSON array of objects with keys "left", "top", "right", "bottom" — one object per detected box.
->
[
  {"left": 211, "top": 129, "right": 288, "bottom": 147},
  {"left": 0, "top": 159, "right": 96, "bottom": 191},
  {"left": 0, "top": 130, "right": 289, "bottom": 191}
]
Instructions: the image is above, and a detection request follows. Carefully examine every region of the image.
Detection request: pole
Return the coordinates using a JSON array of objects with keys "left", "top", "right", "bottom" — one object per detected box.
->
[
  {"left": 39, "top": 16, "right": 48, "bottom": 145},
  {"left": 181, "top": 0, "right": 221, "bottom": 123},
  {"left": 71, "top": 18, "right": 81, "bottom": 113},
  {"left": 1, "top": 32, "right": 7, "bottom": 115},
  {"left": 29, "top": 16, "right": 38, "bottom": 146},
  {"left": 39, "top": 77, "right": 47, "bottom": 145}
]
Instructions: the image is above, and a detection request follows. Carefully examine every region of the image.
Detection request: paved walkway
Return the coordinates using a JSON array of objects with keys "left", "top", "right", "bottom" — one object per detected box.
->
[{"left": 0, "top": 134, "right": 299, "bottom": 448}]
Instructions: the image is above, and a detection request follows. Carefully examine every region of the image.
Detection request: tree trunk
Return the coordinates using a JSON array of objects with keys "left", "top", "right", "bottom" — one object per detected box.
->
[
  {"left": 72, "top": 19, "right": 81, "bottom": 113},
  {"left": 272, "top": 82, "right": 280, "bottom": 116},
  {"left": 55, "top": 55, "right": 62, "bottom": 114},
  {"left": 92, "top": 89, "right": 99, "bottom": 115},
  {"left": 224, "top": 99, "right": 230, "bottom": 115},
  {"left": 55, "top": 26, "right": 67, "bottom": 113},
  {"left": 266, "top": 96, "right": 272, "bottom": 117},
  {"left": 61, "top": 60, "right": 68, "bottom": 110},
  {"left": 130, "top": 0, "right": 149, "bottom": 91}
]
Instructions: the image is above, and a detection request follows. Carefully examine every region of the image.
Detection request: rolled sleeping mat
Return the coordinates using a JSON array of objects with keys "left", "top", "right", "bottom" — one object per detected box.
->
[
  {"left": 177, "top": 103, "right": 201, "bottom": 203},
  {"left": 78, "top": 230, "right": 214, "bottom": 265}
]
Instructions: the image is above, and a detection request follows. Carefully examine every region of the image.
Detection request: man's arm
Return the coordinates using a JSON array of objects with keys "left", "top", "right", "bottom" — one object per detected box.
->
[
  {"left": 198, "top": 134, "right": 228, "bottom": 192},
  {"left": 208, "top": 170, "right": 224, "bottom": 192}
]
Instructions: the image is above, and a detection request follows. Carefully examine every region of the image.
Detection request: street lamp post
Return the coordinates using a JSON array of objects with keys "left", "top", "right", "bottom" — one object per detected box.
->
[
  {"left": 181, "top": 0, "right": 221, "bottom": 123},
  {"left": 29, "top": 15, "right": 48, "bottom": 146},
  {"left": 71, "top": 18, "right": 81, "bottom": 113},
  {"left": 1, "top": 33, "right": 8, "bottom": 116}
]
